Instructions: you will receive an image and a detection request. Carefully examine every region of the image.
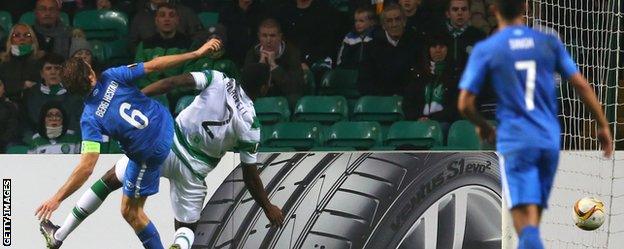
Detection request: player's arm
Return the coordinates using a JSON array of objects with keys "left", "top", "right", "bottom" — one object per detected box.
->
[
  {"left": 142, "top": 38, "right": 222, "bottom": 74},
  {"left": 242, "top": 163, "right": 284, "bottom": 227},
  {"left": 36, "top": 142, "right": 101, "bottom": 220},
  {"left": 568, "top": 73, "right": 613, "bottom": 157},
  {"left": 141, "top": 73, "right": 195, "bottom": 96},
  {"left": 458, "top": 90, "right": 495, "bottom": 144}
]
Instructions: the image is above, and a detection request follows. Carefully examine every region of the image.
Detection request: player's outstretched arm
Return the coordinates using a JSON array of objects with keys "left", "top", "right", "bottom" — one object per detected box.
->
[
  {"left": 242, "top": 164, "right": 285, "bottom": 227},
  {"left": 141, "top": 73, "right": 196, "bottom": 97},
  {"left": 143, "top": 38, "right": 222, "bottom": 74},
  {"left": 458, "top": 90, "right": 496, "bottom": 144},
  {"left": 35, "top": 152, "right": 100, "bottom": 220},
  {"left": 568, "top": 73, "right": 613, "bottom": 158}
]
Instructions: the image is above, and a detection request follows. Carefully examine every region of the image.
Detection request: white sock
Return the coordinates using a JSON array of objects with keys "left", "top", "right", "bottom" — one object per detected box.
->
[
  {"left": 172, "top": 227, "right": 195, "bottom": 249},
  {"left": 55, "top": 180, "right": 111, "bottom": 241}
]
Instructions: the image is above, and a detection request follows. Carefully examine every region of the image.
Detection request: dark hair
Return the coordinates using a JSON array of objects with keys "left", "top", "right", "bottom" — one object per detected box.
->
[
  {"left": 445, "top": 0, "right": 470, "bottom": 11},
  {"left": 258, "top": 18, "right": 282, "bottom": 34},
  {"left": 40, "top": 52, "right": 65, "bottom": 67},
  {"left": 380, "top": 3, "right": 406, "bottom": 22},
  {"left": 354, "top": 6, "right": 376, "bottom": 21},
  {"left": 61, "top": 57, "right": 92, "bottom": 96},
  {"left": 156, "top": 2, "right": 177, "bottom": 12},
  {"left": 426, "top": 33, "right": 450, "bottom": 48},
  {"left": 38, "top": 100, "right": 69, "bottom": 139},
  {"left": 240, "top": 63, "right": 270, "bottom": 98},
  {"left": 493, "top": 0, "right": 525, "bottom": 20}
]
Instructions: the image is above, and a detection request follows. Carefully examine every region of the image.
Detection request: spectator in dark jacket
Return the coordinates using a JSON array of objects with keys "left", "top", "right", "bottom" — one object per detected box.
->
[
  {"left": 430, "top": 0, "right": 486, "bottom": 68},
  {"left": 399, "top": 0, "right": 430, "bottom": 37},
  {"left": 0, "top": 24, "right": 45, "bottom": 103},
  {"left": 219, "top": 0, "right": 267, "bottom": 66},
  {"left": 404, "top": 35, "right": 461, "bottom": 125},
  {"left": 358, "top": 3, "right": 422, "bottom": 96},
  {"left": 244, "top": 18, "right": 305, "bottom": 108},
  {"left": 33, "top": 0, "right": 73, "bottom": 58},
  {"left": 0, "top": 80, "right": 20, "bottom": 153},
  {"left": 129, "top": 0, "right": 201, "bottom": 47},
  {"left": 275, "top": 0, "right": 347, "bottom": 67},
  {"left": 336, "top": 6, "right": 376, "bottom": 69}
]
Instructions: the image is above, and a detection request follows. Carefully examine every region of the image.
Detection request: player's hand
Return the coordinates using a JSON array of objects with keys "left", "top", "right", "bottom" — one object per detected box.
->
[
  {"left": 35, "top": 197, "right": 61, "bottom": 220},
  {"left": 195, "top": 38, "right": 222, "bottom": 56},
  {"left": 476, "top": 124, "right": 496, "bottom": 145},
  {"left": 263, "top": 204, "right": 284, "bottom": 228},
  {"left": 597, "top": 126, "right": 613, "bottom": 158}
]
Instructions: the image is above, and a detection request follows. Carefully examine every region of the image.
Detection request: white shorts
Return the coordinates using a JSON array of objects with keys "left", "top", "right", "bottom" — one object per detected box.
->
[{"left": 114, "top": 151, "right": 208, "bottom": 223}]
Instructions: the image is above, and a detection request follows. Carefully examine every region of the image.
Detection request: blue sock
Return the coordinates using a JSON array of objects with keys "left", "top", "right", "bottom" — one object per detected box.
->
[
  {"left": 137, "top": 221, "right": 164, "bottom": 249},
  {"left": 518, "top": 226, "right": 544, "bottom": 249}
]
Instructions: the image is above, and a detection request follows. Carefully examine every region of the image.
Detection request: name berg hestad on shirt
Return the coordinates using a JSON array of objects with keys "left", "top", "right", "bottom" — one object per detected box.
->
[{"left": 96, "top": 81, "right": 119, "bottom": 117}]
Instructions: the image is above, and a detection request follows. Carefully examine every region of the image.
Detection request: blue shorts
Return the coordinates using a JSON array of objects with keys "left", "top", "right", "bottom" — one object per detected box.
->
[
  {"left": 122, "top": 141, "right": 171, "bottom": 198},
  {"left": 500, "top": 148, "right": 559, "bottom": 209}
]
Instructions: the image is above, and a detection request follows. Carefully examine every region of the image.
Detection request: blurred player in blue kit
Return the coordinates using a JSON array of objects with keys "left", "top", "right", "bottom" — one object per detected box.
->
[
  {"left": 457, "top": 0, "right": 613, "bottom": 249},
  {"left": 35, "top": 38, "right": 223, "bottom": 249}
]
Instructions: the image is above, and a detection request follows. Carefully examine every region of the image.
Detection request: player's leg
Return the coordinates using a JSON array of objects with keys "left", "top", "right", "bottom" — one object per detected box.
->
[
  {"left": 164, "top": 152, "right": 209, "bottom": 249},
  {"left": 500, "top": 149, "right": 545, "bottom": 249},
  {"left": 121, "top": 157, "right": 165, "bottom": 249},
  {"left": 40, "top": 157, "right": 126, "bottom": 248}
]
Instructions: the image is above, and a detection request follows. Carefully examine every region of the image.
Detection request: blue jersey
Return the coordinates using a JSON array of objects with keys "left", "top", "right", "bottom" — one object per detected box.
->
[
  {"left": 81, "top": 63, "right": 174, "bottom": 162},
  {"left": 459, "top": 25, "right": 579, "bottom": 153}
]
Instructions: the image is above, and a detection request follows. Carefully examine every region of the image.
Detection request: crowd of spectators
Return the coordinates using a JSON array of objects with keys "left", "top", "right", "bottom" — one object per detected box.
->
[{"left": 0, "top": 0, "right": 505, "bottom": 153}]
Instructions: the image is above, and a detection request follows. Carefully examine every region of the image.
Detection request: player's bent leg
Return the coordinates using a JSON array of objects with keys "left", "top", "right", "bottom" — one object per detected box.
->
[
  {"left": 512, "top": 204, "right": 545, "bottom": 249},
  {"left": 40, "top": 157, "right": 129, "bottom": 248},
  {"left": 121, "top": 195, "right": 164, "bottom": 249}
]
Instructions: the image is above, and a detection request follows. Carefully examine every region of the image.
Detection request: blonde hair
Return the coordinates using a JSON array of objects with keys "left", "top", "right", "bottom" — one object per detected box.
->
[{"left": 0, "top": 23, "right": 45, "bottom": 62}]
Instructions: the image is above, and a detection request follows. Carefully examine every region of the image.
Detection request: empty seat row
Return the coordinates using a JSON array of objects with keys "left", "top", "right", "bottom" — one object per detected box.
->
[
  {"left": 260, "top": 120, "right": 495, "bottom": 151},
  {"left": 255, "top": 95, "right": 403, "bottom": 125}
]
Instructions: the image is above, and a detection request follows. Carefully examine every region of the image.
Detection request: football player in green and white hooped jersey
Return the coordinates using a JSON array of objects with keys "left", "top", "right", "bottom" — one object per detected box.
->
[{"left": 39, "top": 63, "right": 284, "bottom": 249}]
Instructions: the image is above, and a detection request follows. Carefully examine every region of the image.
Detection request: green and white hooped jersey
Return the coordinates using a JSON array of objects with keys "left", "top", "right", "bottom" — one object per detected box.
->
[
  {"left": 172, "top": 70, "right": 260, "bottom": 179},
  {"left": 29, "top": 130, "right": 81, "bottom": 154}
]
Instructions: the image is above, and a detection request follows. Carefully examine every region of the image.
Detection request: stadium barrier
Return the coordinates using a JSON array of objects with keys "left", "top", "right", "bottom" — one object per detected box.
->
[{"left": 0, "top": 152, "right": 621, "bottom": 248}]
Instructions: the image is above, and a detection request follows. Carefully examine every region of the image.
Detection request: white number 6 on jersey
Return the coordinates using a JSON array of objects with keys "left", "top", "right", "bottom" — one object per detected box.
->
[{"left": 120, "top": 102, "right": 149, "bottom": 129}]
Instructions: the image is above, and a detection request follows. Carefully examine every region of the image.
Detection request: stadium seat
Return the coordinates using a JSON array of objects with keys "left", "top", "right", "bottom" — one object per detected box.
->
[
  {"left": 324, "top": 121, "right": 381, "bottom": 150},
  {"left": 175, "top": 95, "right": 196, "bottom": 114},
  {"left": 6, "top": 145, "right": 29, "bottom": 154},
  {"left": 319, "top": 69, "right": 359, "bottom": 98},
  {"left": 263, "top": 122, "right": 322, "bottom": 150},
  {"left": 304, "top": 69, "right": 316, "bottom": 95},
  {"left": 101, "top": 39, "right": 130, "bottom": 65},
  {"left": 385, "top": 120, "right": 443, "bottom": 149},
  {"left": 292, "top": 96, "right": 348, "bottom": 124},
  {"left": 90, "top": 40, "right": 107, "bottom": 62},
  {"left": 352, "top": 96, "right": 404, "bottom": 123},
  {"left": 254, "top": 97, "right": 290, "bottom": 125},
  {"left": 444, "top": 120, "right": 491, "bottom": 150},
  {"left": 198, "top": 12, "right": 219, "bottom": 27},
  {"left": 0, "top": 11, "right": 12, "bottom": 38},
  {"left": 19, "top": 11, "right": 70, "bottom": 26},
  {"left": 73, "top": 10, "right": 128, "bottom": 41}
]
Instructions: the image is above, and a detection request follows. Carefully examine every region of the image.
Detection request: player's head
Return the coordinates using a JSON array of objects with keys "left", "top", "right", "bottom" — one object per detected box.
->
[
  {"left": 240, "top": 63, "right": 270, "bottom": 99},
  {"left": 38, "top": 100, "right": 68, "bottom": 139},
  {"left": 61, "top": 57, "right": 97, "bottom": 96},
  {"left": 492, "top": 0, "right": 525, "bottom": 22}
]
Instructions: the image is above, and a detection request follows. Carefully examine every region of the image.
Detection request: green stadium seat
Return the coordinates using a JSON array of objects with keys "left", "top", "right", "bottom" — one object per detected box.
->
[
  {"left": 174, "top": 95, "right": 195, "bottom": 114},
  {"left": 258, "top": 146, "right": 296, "bottom": 152},
  {"left": 254, "top": 97, "right": 290, "bottom": 125},
  {"left": 263, "top": 122, "right": 322, "bottom": 150},
  {"left": 443, "top": 120, "right": 497, "bottom": 150},
  {"left": 310, "top": 146, "right": 356, "bottom": 151},
  {"left": 352, "top": 96, "right": 404, "bottom": 123},
  {"left": 319, "top": 69, "right": 359, "bottom": 98},
  {"left": 198, "top": 12, "right": 219, "bottom": 27},
  {"left": 6, "top": 145, "right": 29, "bottom": 154},
  {"left": 324, "top": 121, "right": 381, "bottom": 150},
  {"left": 101, "top": 39, "right": 130, "bottom": 65},
  {"left": 19, "top": 11, "right": 70, "bottom": 26},
  {"left": 385, "top": 121, "right": 443, "bottom": 149},
  {"left": 304, "top": 69, "right": 316, "bottom": 95},
  {"left": 0, "top": 11, "right": 12, "bottom": 38},
  {"left": 90, "top": 40, "right": 107, "bottom": 62},
  {"left": 73, "top": 10, "right": 128, "bottom": 41},
  {"left": 293, "top": 96, "right": 348, "bottom": 124}
]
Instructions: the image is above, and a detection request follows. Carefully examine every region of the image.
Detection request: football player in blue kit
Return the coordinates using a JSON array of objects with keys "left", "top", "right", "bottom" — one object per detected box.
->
[
  {"left": 457, "top": 1, "right": 612, "bottom": 249},
  {"left": 35, "top": 38, "right": 222, "bottom": 249}
]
